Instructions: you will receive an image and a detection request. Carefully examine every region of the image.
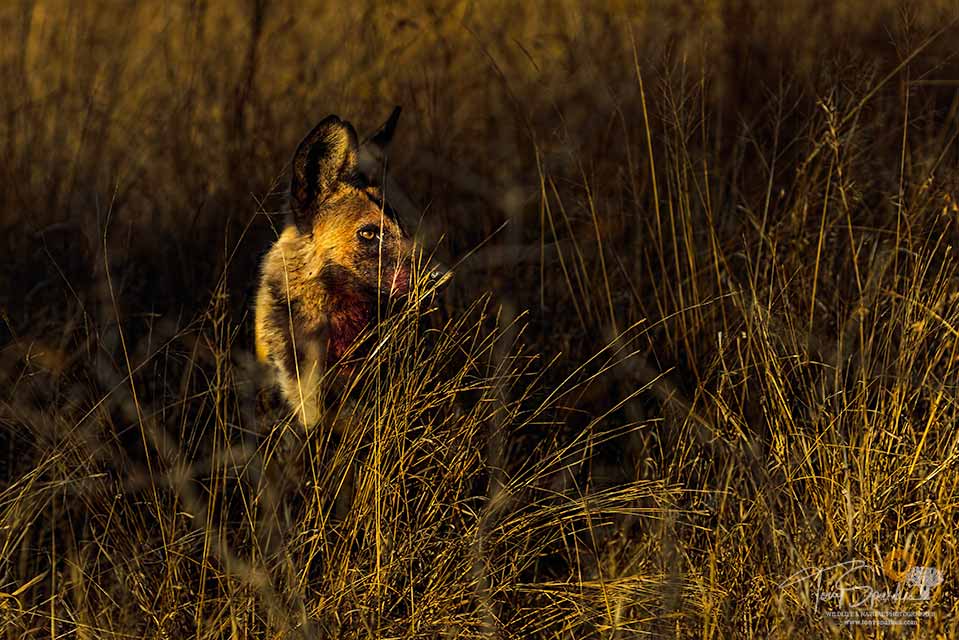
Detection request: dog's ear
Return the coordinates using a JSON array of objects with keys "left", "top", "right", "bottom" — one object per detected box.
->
[
  {"left": 359, "top": 107, "right": 402, "bottom": 184},
  {"left": 367, "top": 106, "right": 401, "bottom": 151},
  {"left": 290, "top": 115, "right": 359, "bottom": 228}
]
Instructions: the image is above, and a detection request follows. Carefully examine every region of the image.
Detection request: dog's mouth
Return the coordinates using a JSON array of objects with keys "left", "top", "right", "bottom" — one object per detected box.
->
[
  {"left": 388, "top": 266, "right": 411, "bottom": 298},
  {"left": 385, "top": 263, "right": 452, "bottom": 298}
]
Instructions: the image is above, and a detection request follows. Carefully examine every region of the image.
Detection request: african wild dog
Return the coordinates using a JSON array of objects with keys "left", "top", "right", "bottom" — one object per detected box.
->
[{"left": 255, "top": 109, "right": 449, "bottom": 426}]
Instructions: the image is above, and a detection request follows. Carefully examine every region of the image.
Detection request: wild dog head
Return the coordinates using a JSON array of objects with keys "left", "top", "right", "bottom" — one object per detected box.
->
[
  {"left": 255, "top": 108, "right": 449, "bottom": 426},
  {"left": 292, "top": 111, "right": 416, "bottom": 300}
]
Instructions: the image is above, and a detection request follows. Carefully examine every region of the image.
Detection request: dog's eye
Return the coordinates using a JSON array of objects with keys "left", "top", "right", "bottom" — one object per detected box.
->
[{"left": 357, "top": 225, "right": 379, "bottom": 241}]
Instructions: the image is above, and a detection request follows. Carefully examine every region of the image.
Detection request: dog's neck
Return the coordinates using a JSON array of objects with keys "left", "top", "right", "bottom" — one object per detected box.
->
[{"left": 326, "top": 293, "right": 373, "bottom": 364}]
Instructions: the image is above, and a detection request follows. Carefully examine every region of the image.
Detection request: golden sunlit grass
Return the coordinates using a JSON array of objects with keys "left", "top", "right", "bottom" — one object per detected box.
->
[{"left": 2, "top": 1, "right": 959, "bottom": 638}]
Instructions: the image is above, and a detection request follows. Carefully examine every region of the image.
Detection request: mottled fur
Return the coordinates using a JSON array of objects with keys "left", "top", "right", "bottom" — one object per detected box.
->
[{"left": 255, "top": 111, "right": 445, "bottom": 426}]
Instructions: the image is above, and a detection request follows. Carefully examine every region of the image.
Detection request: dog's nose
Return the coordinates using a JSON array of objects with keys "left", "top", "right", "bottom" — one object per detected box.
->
[{"left": 427, "top": 264, "right": 451, "bottom": 288}]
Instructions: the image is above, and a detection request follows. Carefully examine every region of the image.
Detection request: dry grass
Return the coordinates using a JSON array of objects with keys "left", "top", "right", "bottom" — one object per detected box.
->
[{"left": 2, "top": 1, "right": 959, "bottom": 637}]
